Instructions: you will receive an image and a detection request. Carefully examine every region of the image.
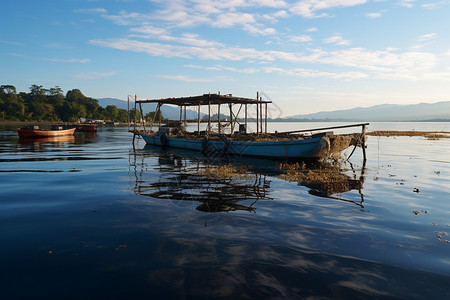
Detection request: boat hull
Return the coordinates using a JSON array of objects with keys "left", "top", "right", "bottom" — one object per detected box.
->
[
  {"left": 139, "top": 133, "right": 330, "bottom": 159},
  {"left": 17, "top": 127, "right": 76, "bottom": 138},
  {"left": 75, "top": 124, "right": 97, "bottom": 132}
]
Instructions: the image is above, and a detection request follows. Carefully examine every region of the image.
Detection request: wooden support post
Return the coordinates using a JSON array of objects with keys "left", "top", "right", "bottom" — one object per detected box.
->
[
  {"left": 158, "top": 104, "right": 161, "bottom": 130},
  {"left": 260, "top": 96, "right": 263, "bottom": 134},
  {"left": 197, "top": 102, "right": 201, "bottom": 135},
  {"left": 362, "top": 124, "right": 367, "bottom": 161},
  {"left": 265, "top": 103, "right": 268, "bottom": 134},
  {"left": 183, "top": 105, "right": 186, "bottom": 127},
  {"left": 139, "top": 102, "right": 146, "bottom": 132},
  {"left": 245, "top": 104, "right": 248, "bottom": 133},
  {"left": 127, "top": 95, "right": 131, "bottom": 132},
  {"left": 208, "top": 101, "right": 211, "bottom": 133},
  {"left": 229, "top": 103, "right": 234, "bottom": 134},
  {"left": 218, "top": 103, "right": 221, "bottom": 134},
  {"left": 256, "top": 92, "right": 259, "bottom": 135},
  {"left": 134, "top": 95, "right": 137, "bottom": 133},
  {"left": 179, "top": 106, "right": 182, "bottom": 123}
]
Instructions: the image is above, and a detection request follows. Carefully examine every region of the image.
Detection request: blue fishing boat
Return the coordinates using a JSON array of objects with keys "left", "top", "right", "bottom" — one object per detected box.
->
[{"left": 129, "top": 93, "right": 368, "bottom": 160}]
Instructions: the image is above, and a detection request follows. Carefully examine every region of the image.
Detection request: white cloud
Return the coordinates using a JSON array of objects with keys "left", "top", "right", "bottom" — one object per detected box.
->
[
  {"left": 212, "top": 12, "right": 256, "bottom": 27},
  {"left": 365, "top": 9, "right": 388, "bottom": 18},
  {"left": 129, "top": 25, "right": 168, "bottom": 36},
  {"left": 290, "top": 0, "right": 368, "bottom": 18},
  {"left": 397, "top": 0, "right": 416, "bottom": 8},
  {"left": 323, "top": 35, "right": 351, "bottom": 45},
  {"left": 130, "top": 27, "right": 222, "bottom": 47},
  {"left": 251, "top": 0, "right": 287, "bottom": 8},
  {"left": 305, "top": 27, "right": 318, "bottom": 32},
  {"left": 273, "top": 10, "right": 290, "bottom": 18},
  {"left": 411, "top": 33, "right": 439, "bottom": 49},
  {"left": 263, "top": 66, "right": 368, "bottom": 79},
  {"left": 418, "top": 33, "right": 439, "bottom": 42},
  {"left": 290, "top": 35, "right": 313, "bottom": 42},
  {"left": 73, "top": 8, "right": 107, "bottom": 14},
  {"left": 90, "top": 37, "right": 440, "bottom": 81},
  {"left": 421, "top": 0, "right": 450, "bottom": 9},
  {"left": 243, "top": 24, "right": 276, "bottom": 35}
]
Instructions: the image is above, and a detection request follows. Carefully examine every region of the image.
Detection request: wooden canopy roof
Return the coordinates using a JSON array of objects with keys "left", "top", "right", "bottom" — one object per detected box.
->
[{"left": 135, "top": 93, "right": 272, "bottom": 107}]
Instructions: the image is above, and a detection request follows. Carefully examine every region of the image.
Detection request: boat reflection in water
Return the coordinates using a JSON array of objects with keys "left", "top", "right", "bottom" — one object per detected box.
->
[
  {"left": 19, "top": 135, "right": 76, "bottom": 145},
  {"left": 131, "top": 144, "right": 366, "bottom": 212}
]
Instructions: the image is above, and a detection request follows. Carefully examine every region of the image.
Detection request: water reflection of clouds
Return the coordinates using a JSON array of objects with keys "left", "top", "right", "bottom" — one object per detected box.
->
[{"left": 140, "top": 233, "right": 448, "bottom": 299}]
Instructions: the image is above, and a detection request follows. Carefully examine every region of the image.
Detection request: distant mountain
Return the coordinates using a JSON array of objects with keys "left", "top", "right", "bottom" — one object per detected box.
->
[
  {"left": 97, "top": 98, "right": 199, "bottom": 120},
  {"left": 286, "top": 101, "right": 450, "bottom": 121}
]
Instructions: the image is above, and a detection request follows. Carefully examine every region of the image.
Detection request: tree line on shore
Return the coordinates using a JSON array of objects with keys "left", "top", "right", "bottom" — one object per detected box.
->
[{"left": 0, "top": 84, "right": 160, "bottom": 123}]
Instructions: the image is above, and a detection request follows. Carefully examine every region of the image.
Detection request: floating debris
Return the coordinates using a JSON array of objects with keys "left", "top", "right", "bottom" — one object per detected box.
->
[
  {"left": 436, "top": 232, "right": 450, "bottom": 243},
  {"left": 279, "top": 162, "right": 363, "bottom": 197},
  {"left": 198, "top": 164, "right": 250, "bottom": 179},
  {"left": 367, "top": 130, "right": 450, "bottom": 140},
  {"left": 413, "top": 188, "right": 421, "bottom": 193}
]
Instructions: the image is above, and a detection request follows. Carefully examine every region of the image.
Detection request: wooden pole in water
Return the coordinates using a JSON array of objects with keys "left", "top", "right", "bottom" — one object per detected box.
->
[
  {"left": 265, "top": 102, "right": 268, "bottom": 134},
  {"left": 134, "top": 95, "right": 137, "bottom": 133},
  {"left": 218, "top": 103, "right": 221, "bottom": 134},
  {"left": 260, "top": 96, "right": 263, "bottom": 134},
  {"left": 139, "top": 102, "right": 145, "bottom": 132},
  {"left": 245, "top": 104, "right": 248, "bottom": 133},
  {"left": 229, "top": 103, "right": 234, "bottom": 134},
  {"left": 183, "top": 105, "right": 186, "bottom": 127},
  {"left": 127, "top": 95, "right": 130, "bottom": 132},
  {"left": 197, "top": 102, "right": 201, "bottom": 135},
  {"left": 362, "top": 124, "right": 367, "bottom": 161},
  {"left": 158, "top": 104, "right": 161, "bottom": 129},
  {"left": 256, "top": 92, "right": 259, "bottom": 135},
  {"left": 208, "top": 101, "right": 211, "bottom": 133}
]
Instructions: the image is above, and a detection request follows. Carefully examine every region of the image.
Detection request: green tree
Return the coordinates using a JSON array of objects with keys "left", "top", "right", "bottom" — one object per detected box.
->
[
  {"left": 105, "top": 105, "right": 119, "bottom": 120},
  {"left": 117, "top": 109, "right": 128, "bottom": 123},
  {"left": 0, "top": 85, "right": 26, "bottom": 120}
]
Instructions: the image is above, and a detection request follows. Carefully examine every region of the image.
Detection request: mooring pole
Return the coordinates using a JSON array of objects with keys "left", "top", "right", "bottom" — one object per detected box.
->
[
  {"left": 218, "top": 103, "right": 221, "bottom": 134},
  {"left": 265, "top": 102, "right": 268, "bottom": 134},
  {"left": 134, "top": 95, "right": 137, "bottom": 133},
  {"left": 244, "top": 104, "right": 248, "bottom": 133},
  {"left": 256, "top": 92, "right": 259, "bottom": 135},
  {"left": 139, "top": 102, "right": 145, "bottom": 132},
  {"left": 197, "top": 102, "right": 201, "bottom": 135},
  {"left": 362, "top": 124, "right": 367, "bottom": 161},
  {"left": 229, "top": 103, "right": 234, "bottom": 134},
  {"left": 260, "top": 96, "right": 263, "bottom": 134},
  {"left": 208, "top": 101, "right": 211, "bottom": 132}
]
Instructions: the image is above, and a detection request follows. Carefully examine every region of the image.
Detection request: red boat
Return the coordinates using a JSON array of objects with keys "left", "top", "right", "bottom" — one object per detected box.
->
[
  {"left": 17, "top": 125, "right": 76, "bottom": 138},
  {"left": 75, "top": 124, "right": 97, "bottom": 132}
]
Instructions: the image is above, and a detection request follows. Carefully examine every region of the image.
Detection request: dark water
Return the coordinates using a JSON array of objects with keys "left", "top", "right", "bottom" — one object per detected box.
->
[{"left": 1, "top": 124, "right": 449, "bottom": 299}]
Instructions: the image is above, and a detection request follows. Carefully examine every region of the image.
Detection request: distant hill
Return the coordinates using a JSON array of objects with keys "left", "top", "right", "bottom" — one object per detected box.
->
[
  {"left": 97, "top": 98, "right": 200, "bottom": 120},
  {"left": 286, "top": 101, "right": 450, "bottom": 122}
]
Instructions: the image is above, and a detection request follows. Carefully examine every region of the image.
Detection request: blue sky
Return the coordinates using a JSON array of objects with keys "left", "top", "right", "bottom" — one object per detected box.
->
[{"left": 1, "top": 0, "right": 450, "bottom": 116}]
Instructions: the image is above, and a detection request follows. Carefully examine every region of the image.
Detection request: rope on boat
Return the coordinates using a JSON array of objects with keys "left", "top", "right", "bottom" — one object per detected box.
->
[{"left": 345, "top": 132, "right": 365, "bottom": 162}]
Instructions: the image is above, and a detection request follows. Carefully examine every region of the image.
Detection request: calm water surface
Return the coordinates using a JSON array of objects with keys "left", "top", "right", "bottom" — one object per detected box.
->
[{"left": 1, "top": 122, "right": 449, "bottom": 299}]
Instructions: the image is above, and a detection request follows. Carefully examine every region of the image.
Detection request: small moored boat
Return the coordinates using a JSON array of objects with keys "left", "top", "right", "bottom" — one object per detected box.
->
[
  {"left": 129, "top": 93, "right": 368, "bottom": 161},
  {"left": 17, "top": 125, "right": 76, "bottom": 138},
  {"left": 75, "top": 124, "right": 97, "bottom": 132}
]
